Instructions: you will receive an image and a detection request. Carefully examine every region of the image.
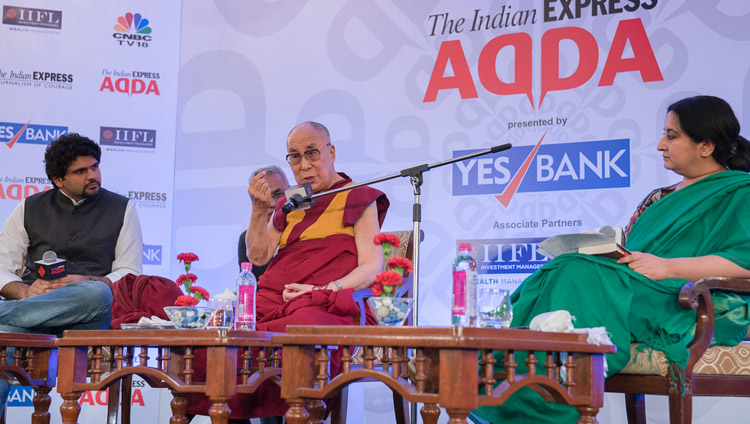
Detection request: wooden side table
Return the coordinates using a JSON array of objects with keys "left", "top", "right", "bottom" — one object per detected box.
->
[
  {"left": 0, "top": 333, "right": 56, "bottom": 424},
  {"left": 273, "top": 326, "right": 615, "bottom": 424},
  {"left": 54, "top": 329, "right": 281, "bottom": 424}
]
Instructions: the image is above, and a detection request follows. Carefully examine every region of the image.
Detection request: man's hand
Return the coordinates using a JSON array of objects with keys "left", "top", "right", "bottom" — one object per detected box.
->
[
  {"left": 248, "top": 171, "right": 276, "bottom": 211},
  {"left": 45, "top": 274, "right": 91, "bottom": 290},
  {"left": 26, "top": 274, "right": 91, "bottom": 297},
  {"left": 282, "top": 283, "right": 317, "bottom": 302},
  {"left": 617, "top": 252, "right": 672, "bottom": 280}
]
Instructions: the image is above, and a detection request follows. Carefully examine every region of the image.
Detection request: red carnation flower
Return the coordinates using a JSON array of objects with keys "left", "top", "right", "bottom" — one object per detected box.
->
[
  {"left": 373, "top": 233, "right": 401, "bottom": 247},
  {"left": 174, "top": 295, "right": 198, "bottom": 306},
  {"left": 388, "top": 257, "right": 413, "bottom": 275},
  {"left": 191, "top": 286, "right": 210, "bottom": 301},
  {"left": 376, "top": 270, "right": 403, "bottom": 286},
  {"left": 370, "top": 282, "right": 383, "bottom": 296},
  {"left": 177, "top": 252, "right": 199, "bottom": 263},
  {"left": 176, "top": 273, "right": 198, "bottom": 286}
]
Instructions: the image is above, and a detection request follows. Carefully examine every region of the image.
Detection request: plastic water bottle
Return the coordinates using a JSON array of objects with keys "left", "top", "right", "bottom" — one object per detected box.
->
[
  {"left": 452, "top": 243, "right": 477, "bottom": 327},
  {"left": 235, "top": 262, "right": 256, "bottom": 330}
]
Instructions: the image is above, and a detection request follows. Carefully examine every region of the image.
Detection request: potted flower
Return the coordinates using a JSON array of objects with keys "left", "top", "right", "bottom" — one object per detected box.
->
[
  {"left": 368, "top": 233, "right": 414, "bottom": 326},
  {"left": 163, "top": 252, "right": 212, "bottom": 329}
]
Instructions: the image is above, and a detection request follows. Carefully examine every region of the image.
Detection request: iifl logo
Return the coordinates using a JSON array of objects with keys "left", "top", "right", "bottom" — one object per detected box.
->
[
  {"left": 113, "top": 12, "right": 152, "bottom": 47},
  {"left": 424, "top": 18, "right": 662, "bottom": 108},
  {"left": 452, "top": 134, "right": 630, "bottom": 206}
]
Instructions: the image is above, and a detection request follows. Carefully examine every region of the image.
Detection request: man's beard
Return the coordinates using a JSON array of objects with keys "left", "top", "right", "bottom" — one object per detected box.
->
[{"left": 82, "top": 182, "right": 100, "bottom": 198}]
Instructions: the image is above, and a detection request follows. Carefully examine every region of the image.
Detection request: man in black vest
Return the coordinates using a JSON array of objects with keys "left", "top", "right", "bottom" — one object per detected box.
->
[
  {"left": 0, "top": 132, "right": 143, "bottom": 328},
  {"left": 0, "top": 133, "right": 143, "bottom": 411}
]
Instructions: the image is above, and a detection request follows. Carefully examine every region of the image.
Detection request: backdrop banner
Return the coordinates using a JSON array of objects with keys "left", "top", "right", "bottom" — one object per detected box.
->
[{"left": 2, "top": 1, "right": 750, "bottom": 423}]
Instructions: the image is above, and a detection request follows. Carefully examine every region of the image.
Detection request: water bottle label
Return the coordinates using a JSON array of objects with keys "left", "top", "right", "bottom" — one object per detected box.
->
[
  {"left": 452, "top": 270, "right": 466, "bottom": 315},
  {"left": 237, "top": 285, "right": 255, "bottom": 321}
]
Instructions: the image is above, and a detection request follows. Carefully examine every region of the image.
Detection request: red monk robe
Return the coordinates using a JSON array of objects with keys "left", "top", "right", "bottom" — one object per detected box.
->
[{"left": 186, "top": 173, "right": 389, "bottom": 419}]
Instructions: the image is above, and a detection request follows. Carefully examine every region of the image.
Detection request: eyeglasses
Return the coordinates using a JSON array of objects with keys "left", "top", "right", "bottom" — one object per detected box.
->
[{"left": 286, "top": 143, "right": 331, "bottom": 165}]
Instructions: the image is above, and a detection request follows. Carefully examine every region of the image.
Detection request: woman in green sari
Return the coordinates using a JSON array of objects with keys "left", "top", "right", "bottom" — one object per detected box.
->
[{"left": 474, "top": 95, "right": 750, "bottom": 424}]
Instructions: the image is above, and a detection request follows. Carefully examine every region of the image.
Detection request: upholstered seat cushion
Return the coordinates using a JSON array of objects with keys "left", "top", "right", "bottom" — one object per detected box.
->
[{"left": 620, "top": 341, "right": 750, "bottom": 376}]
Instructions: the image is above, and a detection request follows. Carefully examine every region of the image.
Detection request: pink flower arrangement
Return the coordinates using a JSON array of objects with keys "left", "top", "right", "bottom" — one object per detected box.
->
[
  {"left": 174, "top": 252, "right": 209, "bottom": 306},
  {"left": 371, "top": 234, "right": 412, "bottom": 298}
]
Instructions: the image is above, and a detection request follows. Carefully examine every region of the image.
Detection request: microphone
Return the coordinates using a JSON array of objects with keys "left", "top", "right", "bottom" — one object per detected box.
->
[
  {"left": 35, "top": 250, "right": 67, "bottom": 280},
  {"left": 281, "top": 183, "right": 315, "bottom": 214}
]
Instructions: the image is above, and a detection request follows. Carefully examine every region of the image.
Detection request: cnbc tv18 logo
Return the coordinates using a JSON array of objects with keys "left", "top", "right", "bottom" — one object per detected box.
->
[
  {"left": 3, "top": 5, "right": 62, "bottom": 30},
  {"left": 1, "top": 120, "right": 67, "bottom": 148},
  {"left": 453, "top": 137, "right": 630, "bottom": 206},
  {"left": 100, "top": 126, "right": 156, "bottom": 149},
  {"left": 461, "top": 238, "right": 548, "bottom": 274},
  {"left": 113, "top": 12, "right": 151, "bottom": 47}
]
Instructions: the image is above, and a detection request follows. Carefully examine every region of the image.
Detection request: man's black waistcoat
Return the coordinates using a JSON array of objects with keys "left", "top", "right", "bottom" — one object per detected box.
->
[{"left": 22, "top": 188, "right": 128, "bottom": 282}]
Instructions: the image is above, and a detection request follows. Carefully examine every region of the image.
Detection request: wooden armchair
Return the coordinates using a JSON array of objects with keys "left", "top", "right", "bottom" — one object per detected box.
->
[{"left": 605, "top": 277, "right": 750, "bottom": 424}]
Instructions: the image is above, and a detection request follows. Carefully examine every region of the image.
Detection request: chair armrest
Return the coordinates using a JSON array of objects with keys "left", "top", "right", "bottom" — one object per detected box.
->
[{"left": 677, "top": 277, "right": 750, "bottom": 371}]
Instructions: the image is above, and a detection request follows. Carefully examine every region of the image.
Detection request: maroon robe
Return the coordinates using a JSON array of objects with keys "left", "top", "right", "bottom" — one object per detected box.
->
[{"left": 186, "top": 173, "right": 388, "bottom": 418}]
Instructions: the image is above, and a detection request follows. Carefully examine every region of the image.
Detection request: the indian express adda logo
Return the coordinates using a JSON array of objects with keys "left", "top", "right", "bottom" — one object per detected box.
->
[
  {"left": 100, "top": 126, "right": 156, "bottom": 149},
  {"left": 3, "top": 5, "right": 62, "bottom": 30},
  {"left": 113, "top": 12, "right": 152, "bottom": 48},
  {"left": 99, "top": 69, "right": 160, "bottom": 96}
]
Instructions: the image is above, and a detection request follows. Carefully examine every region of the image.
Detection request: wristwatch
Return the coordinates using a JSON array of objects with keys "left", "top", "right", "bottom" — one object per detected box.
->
[{"left": 329, "top": 280, "right": 343, "bottom": 291}]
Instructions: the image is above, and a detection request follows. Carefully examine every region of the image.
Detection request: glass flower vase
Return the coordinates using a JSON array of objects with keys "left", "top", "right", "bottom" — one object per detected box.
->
[
  {"left": 367, "top": 297, "right": 414, "bottom": 326},
  {"left": 163, "top": 306, "right": 210, "bottom": 329}
]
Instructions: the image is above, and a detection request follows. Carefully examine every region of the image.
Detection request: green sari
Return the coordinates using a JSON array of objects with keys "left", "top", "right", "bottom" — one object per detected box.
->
[{"left": 474, "top": 171, "right": 750, "bottom": 423}]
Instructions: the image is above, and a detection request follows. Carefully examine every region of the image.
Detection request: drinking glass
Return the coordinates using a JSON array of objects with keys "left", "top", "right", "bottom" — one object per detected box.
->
[{"left": 477, "top": 286, "right": 512, "bottom": 328}]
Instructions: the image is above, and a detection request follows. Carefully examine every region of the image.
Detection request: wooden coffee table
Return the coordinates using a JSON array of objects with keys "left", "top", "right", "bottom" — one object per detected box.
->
[
  {"left": 274, "top": 326, "right": 615, "bottom": 424},
  {"left": 54, "top": 329, "right": 281, "bottom": 424}
]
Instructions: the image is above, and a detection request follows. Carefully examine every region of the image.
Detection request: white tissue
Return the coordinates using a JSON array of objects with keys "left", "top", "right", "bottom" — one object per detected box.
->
[
  {"left": 136, "top": 315, "right": 172, "bottom": 327},
  {"left": 529, "top": 310, "right": 613, "bottom": 377},
  {"left": 213, "top": 288, "right": 237, "bottom": 301},
  {"left": 529, "top": 310, "right": 575, "bottom": 332}
]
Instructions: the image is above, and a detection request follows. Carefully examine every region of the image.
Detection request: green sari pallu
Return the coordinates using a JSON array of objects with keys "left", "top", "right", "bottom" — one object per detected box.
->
[{"left": 474, "top": 171, "right": 750, "bottom": 424}]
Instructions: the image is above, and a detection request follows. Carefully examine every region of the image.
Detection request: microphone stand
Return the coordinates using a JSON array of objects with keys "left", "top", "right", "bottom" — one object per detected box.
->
[{"left": 301, "top": 143, "right": 512, "bottom": 326}]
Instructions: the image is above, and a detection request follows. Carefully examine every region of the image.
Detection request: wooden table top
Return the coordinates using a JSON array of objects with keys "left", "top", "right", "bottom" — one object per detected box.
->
[
  {"left": 274, "top": 325, "right": 616, "bottom": 354},
  {"left": 54, "top": 329, "right": 281, "bottom": 347}
]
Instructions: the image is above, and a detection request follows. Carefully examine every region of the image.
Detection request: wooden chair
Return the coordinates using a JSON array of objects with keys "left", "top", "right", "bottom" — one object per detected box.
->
[
  {"left": 331, "top": 230, "right": 421, "bottom": 424},
  {"left": 605, "top": 277, "right": 750, "bottom": 424},
  {"left": 0, "top": 333, "right": 56, "bottom": 424}
]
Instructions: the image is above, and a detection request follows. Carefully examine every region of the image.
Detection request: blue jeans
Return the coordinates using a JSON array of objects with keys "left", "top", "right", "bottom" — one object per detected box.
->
[{"left": 0, "top": 280, "right": 113, "bottom": 414}]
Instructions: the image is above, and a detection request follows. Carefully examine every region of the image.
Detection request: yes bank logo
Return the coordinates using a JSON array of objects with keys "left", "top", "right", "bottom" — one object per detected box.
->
[
  {"left": 453, "top": 137, "right": 630, "bottom": 206},
  {"left": 143, "top": 244, "right": 162, "bottom": 265},
  {"left": 461, "top": 238, "right": 548, "bottom": 274},
  {"left": 0, "top": 121, "right": 68, "bottom": 148}
]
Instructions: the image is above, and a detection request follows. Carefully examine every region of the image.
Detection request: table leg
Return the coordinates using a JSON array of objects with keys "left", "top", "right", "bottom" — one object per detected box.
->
[
  {"left": 445, "top": 408, "right": 471, "bottom": 424},
  {"left": 60, "top": 392, "right": 81, "bottom": 424},
  {"left": 576, "top": 406, "right": 599, "bottom": 424},
  {"left": 208, "top": 396, "right": 231, "bottom": 424},
  {"left": 420, "top": 403, "right": 440, "bottom": 424},
  {"left": 31, "top": 386, "right": 51, "bottom": 424},
  {"left": 169, "top": 392, "right": 189, "bottom": 424},
  {"left": 285, "top": 398, "right": 309, "bottom": 424},
  {"left": 306, "top": 399, "right": 325, "bottom": 424}
]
